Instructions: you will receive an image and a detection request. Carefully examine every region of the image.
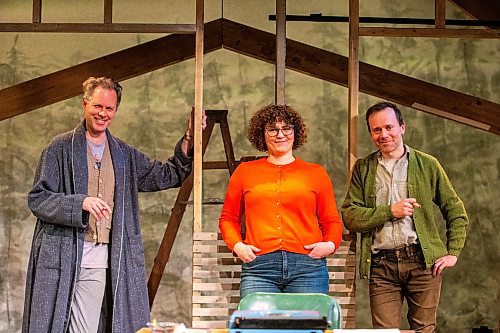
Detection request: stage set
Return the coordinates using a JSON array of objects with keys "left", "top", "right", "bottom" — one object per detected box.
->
[{"left": 0, "top": 1, "right": 498, "bottom": 332}]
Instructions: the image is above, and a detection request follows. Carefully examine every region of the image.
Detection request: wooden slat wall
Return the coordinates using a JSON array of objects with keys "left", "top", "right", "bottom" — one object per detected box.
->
[{"left": 192, "top": 232, "right": 356, "bottom": 329}]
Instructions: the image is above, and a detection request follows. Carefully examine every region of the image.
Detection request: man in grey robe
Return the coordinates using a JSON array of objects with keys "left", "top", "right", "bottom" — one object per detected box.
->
[{"left": 22, "top": 77, "right": 206, "bottom": 332}]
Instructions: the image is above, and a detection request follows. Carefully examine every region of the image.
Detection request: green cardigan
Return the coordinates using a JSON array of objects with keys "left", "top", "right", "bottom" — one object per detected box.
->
[{"left": 341, "top": 147, "right": 468, "bottom": 279}]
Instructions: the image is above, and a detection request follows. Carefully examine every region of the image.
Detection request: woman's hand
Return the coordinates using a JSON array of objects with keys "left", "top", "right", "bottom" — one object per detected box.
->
[
  {"left": 233, "top": 242, "right": 261, "bottom": 263},
  {"left": 304, "top": 241, "right": 336, "bottom": 259}
]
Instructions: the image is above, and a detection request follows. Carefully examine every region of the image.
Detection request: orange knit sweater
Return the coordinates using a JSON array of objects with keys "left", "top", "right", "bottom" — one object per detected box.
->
[{"left": 219, "top": 157, "right": 343, "bottom": 255}]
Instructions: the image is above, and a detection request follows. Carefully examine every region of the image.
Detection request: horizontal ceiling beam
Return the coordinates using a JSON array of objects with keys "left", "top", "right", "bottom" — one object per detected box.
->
[
  {"left": 358, "top": 27, "right": 499, "bottom": 38},
  {"left": 0, "top": 23, "right": 196, "bottom": 33},
  {"left": 268, "top": 14, "right": 500, "bottom": 27}
]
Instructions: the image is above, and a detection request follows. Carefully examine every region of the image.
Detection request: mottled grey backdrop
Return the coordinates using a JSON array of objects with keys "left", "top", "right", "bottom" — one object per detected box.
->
[{"left": 0, "top": 1, "right": 498, "bottom": 332}]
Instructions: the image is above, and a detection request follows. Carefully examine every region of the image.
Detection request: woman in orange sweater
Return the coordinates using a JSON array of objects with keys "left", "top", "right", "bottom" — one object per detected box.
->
[{"left": 219, "top": 104, "right": 343, "bottom": 298}]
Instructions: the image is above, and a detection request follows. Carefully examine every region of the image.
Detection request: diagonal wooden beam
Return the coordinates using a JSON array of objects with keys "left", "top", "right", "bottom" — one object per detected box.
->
[
  {"left": 450, "top": 0, "right": 500, "bottom": 29},
  {"left": 221, "top": 19, "right": 500, "bottom": 135},
  {"left": 1, "top": 18, "right": 498, "bottom": 134},
  {"left": 0, "top": 19, "right": 222, "bottom": 121}
]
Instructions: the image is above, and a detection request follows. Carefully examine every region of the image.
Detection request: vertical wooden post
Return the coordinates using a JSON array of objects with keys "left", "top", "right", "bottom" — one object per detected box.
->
[
  {"left": 104, "top": 0, "right": 113, "bottom": 24},
  {"left": 275, "top": 0, "right": 286, "bottom": 105},
  {"left": 348, "top": 0, "right": 359, "bottom": 171},
  {"left": 193, "top": 0, "right": 204, "bottom": 233},
  {"left": 435, "top": 0, "right": 446, "bottom": 29},
  {"left": 347, "top": 2, "right": 360, "bottom": 321},
  {"left": 32, "top": 0, "right": 42, "bottom": 23}
]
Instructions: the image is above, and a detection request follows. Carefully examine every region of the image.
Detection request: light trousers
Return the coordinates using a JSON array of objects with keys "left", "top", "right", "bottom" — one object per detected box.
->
[{"left": 69, "top": 268, "right": 107, "bottom": 333}]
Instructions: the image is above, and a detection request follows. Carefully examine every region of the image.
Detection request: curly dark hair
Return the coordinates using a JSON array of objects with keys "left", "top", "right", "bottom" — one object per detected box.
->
[{"left": 247, "top": 104, "right": 308, "bottom": 152}]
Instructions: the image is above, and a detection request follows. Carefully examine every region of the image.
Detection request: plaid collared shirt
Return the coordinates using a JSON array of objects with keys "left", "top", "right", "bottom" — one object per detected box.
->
[{"left": 372, "top": 145, "right": 418, "bottom": 252}]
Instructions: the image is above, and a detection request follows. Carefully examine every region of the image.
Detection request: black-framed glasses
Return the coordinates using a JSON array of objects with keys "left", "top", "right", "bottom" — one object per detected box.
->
[{"left": 265, "top": 125, "right": 294, "bottom": 137}]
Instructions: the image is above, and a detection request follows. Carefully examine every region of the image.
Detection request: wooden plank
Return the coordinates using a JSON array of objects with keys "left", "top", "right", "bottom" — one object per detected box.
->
[
  {"left": 104, "top": 0, "right": 113, "bottom": 24},
  {"left": 412, "top": 103, "right": 491, "bottom": 130},
  {"left": 359, "top": 27, "right": 500, "bottom": 38},
  {"left": 193, "top": 308, "right": 232, "bottom": 316},
  {"left": 192, "top": 295, "right": 239, "bottom": 303},
  {"left": 326, "top": 258, "right": 356, "bottom": 266},
  {"left": 0, "top": 19, "right": 222, "bottom": 121},
  {"left": 193, "top": 283, "right": 240, "bottom": 291},
  {"left": 275, "top": 0, "right": 286, "bottom": 105},
  {"left": 193, "top": 265, "right": 242, "bottom": 272},
  {"left": 450, "top": 0, "right": 500, "bottom": 29},
  {"left": 194, "top": 257, "right": 242, "bottom": 266},
  {"left": 193, "top": 0, "right": 204, "bottom": 234},
  {"left": 0, "top": 23, "right": 196, "bottom": 33},
  {"left": 192, "top": 321, "right": 227, "bottom": 329},
  {"left": 341, "top": 308, "right": 355, "bottom": 317},
  {"left": 330, "top": 266, "right": 356, "bottom": 274},
  {"left": 329, "top": 272, "right": 355, "bottom": 279},
  {"left": 435, "top": 0, "right": 446, "bottom": 29},
  {"left": 202, "top": 161, "right": 234, "bottom": 169},
  {"left": 221, "top": 19, "right": 500, "bottom": 135},
  {"left": 193, "top": 277, "right": 241, "bottom": 284},
  {"left": 32, "top": 0, "right": 42, "bottom": 24},
  {"left": 193, "top": 290, "right": 240, "bottom": 297},
  {"left": 333, "top": 296, "right": 356, "bottom": 305},
  {"left": 348, "top": 0, "right": 360, "bottom": 172},
  {"left": 192, "top": 269, "right": 240, "bottom": 276},
  {"left": 219, "top": 113, "right": 238, "bottom": 174},
  {"left": 330, "top": 291, "right": 355, "bottom": 298},
  {"left": 194, "top": 232, "right": 220, "bottom": 241},
  {"left": 329, "top": 284, "right": 355, "bottom": 293},
  {"left": 193, "top": 244, "right": 231, "bottom": 253}
]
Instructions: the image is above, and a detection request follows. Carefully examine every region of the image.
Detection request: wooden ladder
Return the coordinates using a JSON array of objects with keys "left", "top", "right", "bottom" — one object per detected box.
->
[{"left": 147, "top": 109, "right": 238, "bottom": 306}]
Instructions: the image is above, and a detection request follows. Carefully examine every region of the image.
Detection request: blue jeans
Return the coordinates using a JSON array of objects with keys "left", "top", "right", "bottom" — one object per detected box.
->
[{"left": 240, "top": 250, "right": 329, "bottom": 298}]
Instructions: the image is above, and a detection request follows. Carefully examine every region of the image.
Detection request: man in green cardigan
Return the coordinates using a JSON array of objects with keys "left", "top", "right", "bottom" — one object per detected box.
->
[{"left": 341, "top": 102, "right": 468, "bottom": 333}]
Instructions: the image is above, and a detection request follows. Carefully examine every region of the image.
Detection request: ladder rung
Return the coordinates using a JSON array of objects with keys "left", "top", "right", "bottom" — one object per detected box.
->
[{"left": 181, "top": 198, "right": 224, "bottom": 205}]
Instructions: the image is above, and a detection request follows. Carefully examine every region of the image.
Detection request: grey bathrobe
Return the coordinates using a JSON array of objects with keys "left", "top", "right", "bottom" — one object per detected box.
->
[{"left": 23, "top": 121, "right": 192, "bottom": 333}]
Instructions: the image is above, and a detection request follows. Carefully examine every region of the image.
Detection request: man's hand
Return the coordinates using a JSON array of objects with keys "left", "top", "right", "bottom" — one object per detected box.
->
[
  {"left": 233, "top": 242, "right": 261, "bottom": 263},
  {"left": 432, "top": 255, "right": 457, "bottom": 276},
  {"left": 304, "top": 241, "right": 336, "bottom": 259},
  {"left": 186, "top": 106, "right": 207, "bottom": 136},
  {"left": 391, "top": 198, "right": 421, "bottom": 219},
  {"left": 83, "top": 197, "right": 111, "bottom": 221},
  {"left": 182, "top": 107, "right": 207, "bottom": 155}
]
